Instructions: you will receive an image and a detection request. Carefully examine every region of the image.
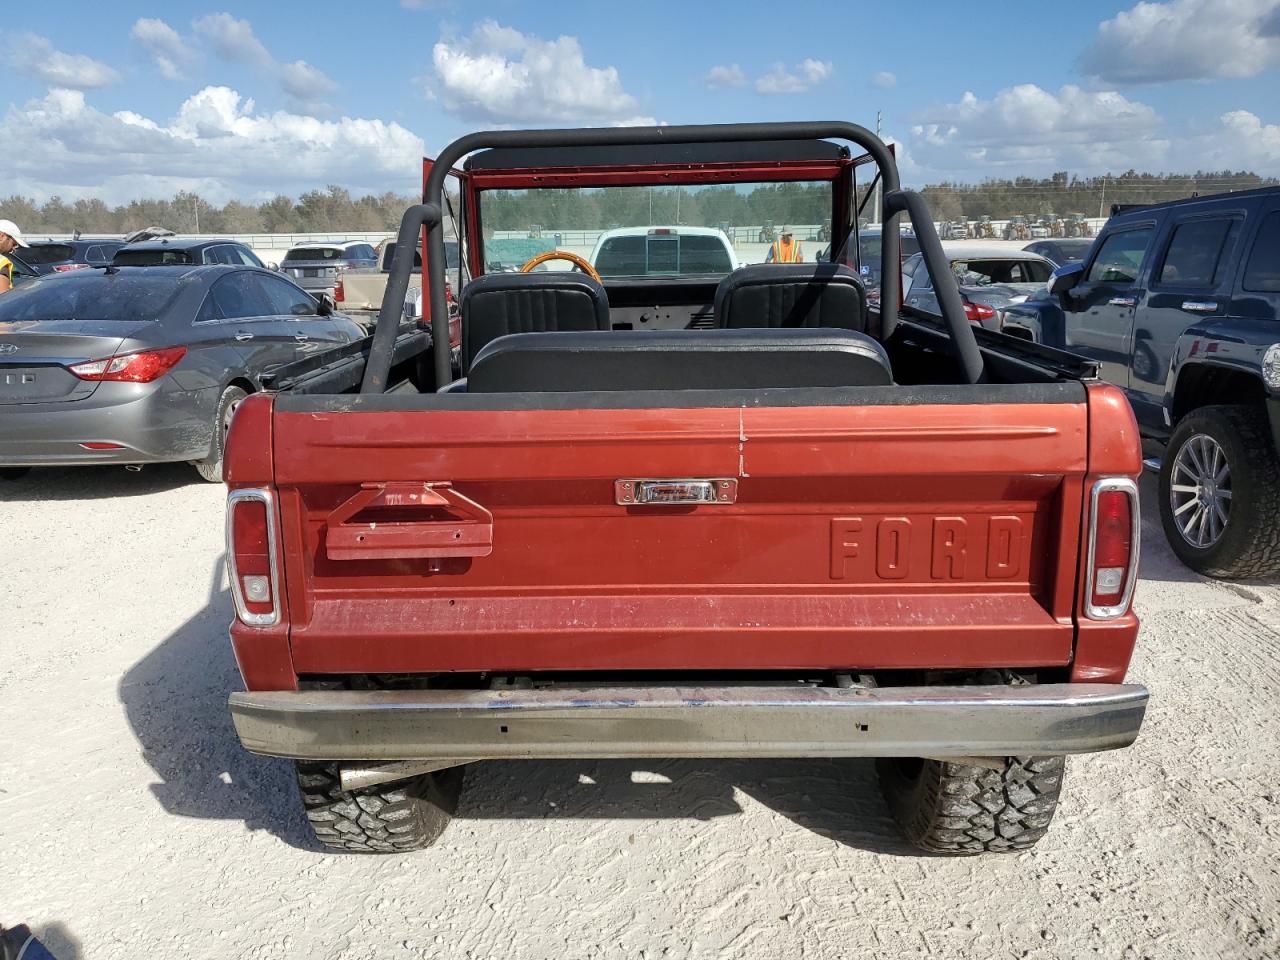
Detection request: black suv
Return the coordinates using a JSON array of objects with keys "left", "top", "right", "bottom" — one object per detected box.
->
[
  {"left": 1002, "top": 186, "right": 1280, "bottom": 577},
  {"left": 21, "top": 239, "right": 124, "bottom": 274}
]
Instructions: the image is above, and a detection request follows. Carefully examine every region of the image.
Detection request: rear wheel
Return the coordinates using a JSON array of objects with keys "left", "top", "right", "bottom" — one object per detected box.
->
[
  {"left": 193, "top": 385, "right": 248, "bottom": 483},
  {"left": 1158, "top": 405, "right": 1280, "bottom": 577},
  {"left": 294, "top": 761, "right": 464, "bottom": 853},
  {"left": 876, "top": 755, "right": 1066, "bottom": 854}
]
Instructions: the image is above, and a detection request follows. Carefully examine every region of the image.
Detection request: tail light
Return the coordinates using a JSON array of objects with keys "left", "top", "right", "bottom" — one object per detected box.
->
[
  {"left": 333, "top": 279, "right": 344, "bottom": 303},
  {"left": 964, "top": 300, "right": 996, "bottom": 323},
  {"left": 1086, "top": 478, "right": 1139, "bottom": 619},
  {"left": 69, "top": 346, "right": 186, "bottom": 383},
  {"left": 54, "top": 263, "right": 90, "bottom": 272},
  {"left": 226, "top": 488, "right": 281, "bottom": 626}
]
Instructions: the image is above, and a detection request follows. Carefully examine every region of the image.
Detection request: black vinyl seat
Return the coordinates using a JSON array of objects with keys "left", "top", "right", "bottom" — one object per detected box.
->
[
  {"left": 467, "top": 328, "right": 893, "bottom": 392},
  {"left": 714, "top": 263, "right": 867, "bottom": 331},
  {"left": 459, "top": 272, "right": 610, "bottom": 372}
]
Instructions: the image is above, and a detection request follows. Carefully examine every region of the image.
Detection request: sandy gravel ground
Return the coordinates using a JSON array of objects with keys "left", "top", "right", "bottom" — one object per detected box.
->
[{"left": 1, "top": 466, "right": 1277, "bottom": 960}]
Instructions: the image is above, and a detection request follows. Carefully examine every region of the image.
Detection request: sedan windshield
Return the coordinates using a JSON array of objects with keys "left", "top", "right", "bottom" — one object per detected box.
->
[{"left": 0, "top": 273, "right": 182, "bottom": 322}]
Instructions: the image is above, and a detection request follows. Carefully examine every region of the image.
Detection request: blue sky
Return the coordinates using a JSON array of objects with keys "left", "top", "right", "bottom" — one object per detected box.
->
[{"left": 3, "top": 0, "right": 1278, "bottom": 203}]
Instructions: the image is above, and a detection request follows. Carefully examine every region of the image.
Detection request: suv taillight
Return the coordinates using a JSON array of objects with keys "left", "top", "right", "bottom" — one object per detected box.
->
[
  {"left": 1086, "top": 478, "right": 1139, "bottom": 619},
  {"left": 333, "top": 279, "right": 344, "bottom": 302},
  {"left": 226, "top": 488, "right": 280, "bottom": 625}
]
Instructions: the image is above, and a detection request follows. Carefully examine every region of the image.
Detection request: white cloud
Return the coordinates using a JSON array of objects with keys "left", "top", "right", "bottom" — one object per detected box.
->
[
  {"left": 909, "top": 83, "right": 1169, "bottom": 180},
  {"left": 872, "top": 71, "right": 897, "bottom": 90},
  {"left": 755, "top": 59, "right": 832, "bottom": 94},
  {"left": 706, "top": 64, "right": 746, "bottom": 89},
  {"left": 431, "top": 20, "right": 644, "bottom": 123},
  {"left": 1199, "top": 110, "right": 1280, "bottom": 170},
  {"left": 0, "top": 86, "right": 424, "bottom": 205},
  {"left": 131, "top": 18, "right": 196, "bottom": 81},
  {"left": 1079, "top": 0, "right": 1280, "bottom": 84},
  {"left": 6, "top": 34, "right": 118, "bottom": 90},
  {"left": 192, "top": 13, "right": 337, "bottom": 111},
  {"left": 192, "top": 13, "right": 272, "bottom": 67}
]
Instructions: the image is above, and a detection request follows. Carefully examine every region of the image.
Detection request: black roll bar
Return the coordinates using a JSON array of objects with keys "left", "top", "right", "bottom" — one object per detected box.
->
[
  {"left": 360, "top": 203, "right": 441, "bottom": 393},
  {"left": 362, "top": 122, "right": 983, "bottom": 392},
  {"left": 884, "top": 189, "right": 986, "bottom": 384}
]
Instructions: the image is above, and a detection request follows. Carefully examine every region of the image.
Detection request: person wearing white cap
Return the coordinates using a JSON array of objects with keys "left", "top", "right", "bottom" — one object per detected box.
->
[{"left": 0, "top": 218, "right": 31, "bottom": 295}]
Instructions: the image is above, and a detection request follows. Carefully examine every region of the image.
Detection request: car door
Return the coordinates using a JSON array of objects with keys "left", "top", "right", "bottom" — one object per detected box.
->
[
  {"left": 1064, "top": 223, "right": 1156, "bottom": 386},
  {"left": 1133, "top": 211, "right": 1242, "bottom": 431},
  {"left": 203, "top": 270, "right": 298, "bottom": 378},
  {"left": 255, "top": 273, "right": 352, "bottom": 357}
]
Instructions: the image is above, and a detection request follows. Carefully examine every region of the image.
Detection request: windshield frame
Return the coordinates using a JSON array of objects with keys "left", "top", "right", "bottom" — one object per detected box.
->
[{"left": 464, "top": 154, "right": 855, "bottom": 284}]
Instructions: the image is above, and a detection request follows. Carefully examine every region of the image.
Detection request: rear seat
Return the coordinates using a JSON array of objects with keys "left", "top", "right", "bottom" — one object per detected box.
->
[{"left": 465, "top": 328, "right": 893, "bottom": 392}]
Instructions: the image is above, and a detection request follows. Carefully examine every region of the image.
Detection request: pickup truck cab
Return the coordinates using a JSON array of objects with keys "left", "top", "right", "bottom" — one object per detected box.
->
[
  {"left": 1003, "top": 186, "right": 1280, "bottom": 576},
  {"left": 223, "top": 121, "right": 1147, "bottom": 856}
]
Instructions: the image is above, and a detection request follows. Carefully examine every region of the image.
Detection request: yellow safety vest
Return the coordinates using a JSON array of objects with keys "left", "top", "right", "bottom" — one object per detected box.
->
[
  {"left": 0, "top": 255, "right": 11, "bottom": 285},
  {"left": 770, "top": 238, "right": 802, "bottom": 263}
]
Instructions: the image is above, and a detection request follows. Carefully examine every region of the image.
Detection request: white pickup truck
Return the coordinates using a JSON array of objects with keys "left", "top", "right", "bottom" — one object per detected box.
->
[{"left": 335, "top": 239, "right": 464, "bottom": 329}]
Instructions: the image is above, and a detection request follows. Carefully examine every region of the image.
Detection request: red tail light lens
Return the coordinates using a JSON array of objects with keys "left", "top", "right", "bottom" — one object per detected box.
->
[
  {"left": 54, "top": 263, "right": 90, "bottom": 272},
  {"left": 333, "top": 279, "right": 344, "bottom": 302},
  {"left": 227, "top": 489, "right": 280, "bottom": 625},
  {"left": 69, "top": 346, "right": 186, "bottom": 383},
  {"left": 964, "top": 300, "right": 996, "bottom": 323},
  {"left": 1087, "top": 479, "right": 1139, "bottom": 618}
]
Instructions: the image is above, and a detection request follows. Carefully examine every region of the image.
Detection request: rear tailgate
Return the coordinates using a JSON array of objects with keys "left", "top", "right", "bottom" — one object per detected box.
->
[{"left": 265, "top": 383, "right": 1090, "bottom": 675}]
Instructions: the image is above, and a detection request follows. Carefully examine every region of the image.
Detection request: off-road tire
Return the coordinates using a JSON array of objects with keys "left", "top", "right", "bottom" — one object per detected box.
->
[
  {"left": 876, "top": 755, "right": 1066, "bottom": 854},
  {"left": 194, "top": 385, "right": 248, "bottom": 483},
  {"left": 294, "top": 761, "right": 464, "bottom": 853},
  {"left": 1158, "top": 404, "right": 1280, "bottom": 578}
]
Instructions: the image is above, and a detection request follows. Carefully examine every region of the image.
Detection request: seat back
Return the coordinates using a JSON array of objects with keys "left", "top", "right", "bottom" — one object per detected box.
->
[
  {"left": 467, "top": 328, "right": 893, "bottom": 393},
  {"left": 460, "top": 272, "right": 610, "bottom": 372},
  {"left": 714, "top": 263, "right": 867, "bottom": 331}
]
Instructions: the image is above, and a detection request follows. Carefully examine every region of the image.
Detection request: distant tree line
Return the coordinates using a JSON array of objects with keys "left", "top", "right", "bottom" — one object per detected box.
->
[
  {"left": 2, "top": 171, "right": 1276, "bottom": 236},
  {"left": 919, "top": 170, "right": 1279, "bottom": 222}
]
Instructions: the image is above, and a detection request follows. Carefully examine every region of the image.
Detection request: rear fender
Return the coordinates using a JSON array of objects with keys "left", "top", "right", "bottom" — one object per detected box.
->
[
  {"left": 1071, "top": 381, "right": 1141, "bottom": 683},
  {"left": 224, "top": 392, "right": 297, "bottom": 691}
]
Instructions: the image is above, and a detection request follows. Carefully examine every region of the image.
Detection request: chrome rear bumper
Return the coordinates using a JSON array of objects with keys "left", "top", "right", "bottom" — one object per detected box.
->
[{"left": 229, "top": 682, "right": 1148, "bottom": 761}]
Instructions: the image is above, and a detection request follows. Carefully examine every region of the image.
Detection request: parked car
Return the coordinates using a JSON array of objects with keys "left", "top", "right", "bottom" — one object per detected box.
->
[
  {"left": 0, "top": 264, "right": 363, "bottom": 481},
  {"left": 113, "top": 237, "right": 265, "bottom": 268},
  {"left": 1002, "top": 185, "right": 1280, "bottom": 576},
  {"left": 336, "top": 239, "right": 466, "bottom": 329},
  {"left": 222, "top": 120, "right": 1147, "bottom": 858},
  {"left": 589, "top": 226, "right": 738, "bottom": 277},
  {"left": 1024, "top": 238, "right": 1094, "bottom": 267},
  {"left": 21, "top": 239, "right": 124, "bottom": 274},
  {"left": 281, "top": 241, "right": 378, "bottom": 295},
  {"left": 901, "top": 244, "right": 1055, "bottom": 328}
]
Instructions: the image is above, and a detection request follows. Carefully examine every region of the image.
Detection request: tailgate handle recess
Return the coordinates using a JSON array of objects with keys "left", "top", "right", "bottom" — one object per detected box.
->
[{"left": 325, "top": 482, "right": 493, "bottom": 561}]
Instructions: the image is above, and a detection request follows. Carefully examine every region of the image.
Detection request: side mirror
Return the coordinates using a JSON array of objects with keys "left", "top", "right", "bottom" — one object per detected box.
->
[
  {"left": 314, "top": 293, "right": 335, "bottom": 316},
  {"left": 1047, "top": 261, "right": 1084, "bottom": 298},
  {"left": 266, "top": 261, "right": 279, "bottom": 271}
]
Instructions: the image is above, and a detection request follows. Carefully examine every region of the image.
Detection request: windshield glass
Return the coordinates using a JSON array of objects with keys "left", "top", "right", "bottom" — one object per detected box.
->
[
  {"left": 21, "top": 244, "right": 76, "bottom": 264},
  {"left": 114, "top": 248, "right": 195, "bottom": 266},
  {"left": 0, "top": 273, "right": 182, "bottom": 321},
  {"left": 478, "top": 181, "right": 832, "bottom": 278},
  {"left": 284, "top": 247, "right": 345, "bottom": 262}
]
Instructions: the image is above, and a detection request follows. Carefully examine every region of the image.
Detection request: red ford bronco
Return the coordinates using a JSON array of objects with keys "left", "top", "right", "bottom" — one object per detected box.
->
[{"left": 223, "top": 121, "right": 1147, "bottom": 855}]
